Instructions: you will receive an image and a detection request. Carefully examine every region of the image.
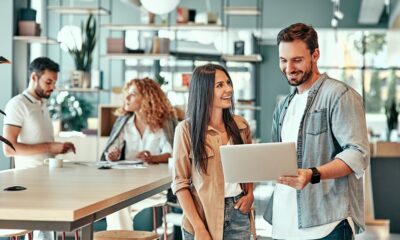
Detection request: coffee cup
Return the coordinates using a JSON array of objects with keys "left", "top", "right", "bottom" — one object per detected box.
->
[{"left": 44, "top": 158, "right": 63, "bottom": 168}]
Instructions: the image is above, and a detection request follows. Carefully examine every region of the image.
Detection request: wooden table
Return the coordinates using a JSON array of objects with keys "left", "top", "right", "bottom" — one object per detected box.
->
[{"left": 0, "top": 163, "right": 171, "bottom": 239}]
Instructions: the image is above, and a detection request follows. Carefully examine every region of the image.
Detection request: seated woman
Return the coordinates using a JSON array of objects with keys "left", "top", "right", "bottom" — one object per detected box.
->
[{"left": 101, "top": 77, "right": 176, "bottom": 230}]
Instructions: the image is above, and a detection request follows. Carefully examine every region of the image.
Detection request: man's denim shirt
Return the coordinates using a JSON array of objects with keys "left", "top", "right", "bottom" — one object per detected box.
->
[{"left": 263, "top": 73, "right": 370, "bottom": 234}]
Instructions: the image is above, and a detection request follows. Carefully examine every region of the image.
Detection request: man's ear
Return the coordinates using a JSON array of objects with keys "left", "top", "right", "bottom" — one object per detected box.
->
[
  {"left": 312, "top": 48, "right": 320, "bottom": 62},
  {"left": 31, "top": 72, "right": 38, "bottom": 82}
]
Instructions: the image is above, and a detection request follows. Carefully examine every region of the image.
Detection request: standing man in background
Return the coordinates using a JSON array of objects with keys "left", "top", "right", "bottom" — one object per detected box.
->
[
  {"left": 2, "top": 57, "right": 75, "bottom": 240},
  {"left": 264, "top": 23, "right": 369, "bottom": 240}
]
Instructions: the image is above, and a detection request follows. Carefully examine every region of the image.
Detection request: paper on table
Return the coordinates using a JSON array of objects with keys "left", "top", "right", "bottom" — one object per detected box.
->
[{"left": 112, "top": 164, "right": 147, "bottom": 169}]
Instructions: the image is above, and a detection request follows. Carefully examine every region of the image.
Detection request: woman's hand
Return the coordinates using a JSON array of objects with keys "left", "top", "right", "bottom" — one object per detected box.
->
[
  {"left": 136, "top": 150, "right": 156, "bottom": 163},
  {"left": 107, "top": 147, "right": 121, "bottom": 161},
  {"left": 234, "top": 192, "right": 254, "bottom": 214},
  {"left": 194, "top": 228, "right": 212, "bottom": 240}
]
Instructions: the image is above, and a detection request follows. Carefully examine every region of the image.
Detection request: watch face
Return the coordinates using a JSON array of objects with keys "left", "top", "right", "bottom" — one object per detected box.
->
[{"left": 310, "top": 167, "right": 321, "bottom": 184}]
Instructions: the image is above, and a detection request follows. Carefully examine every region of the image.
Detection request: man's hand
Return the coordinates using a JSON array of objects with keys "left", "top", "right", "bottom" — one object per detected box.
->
[
  {"left": 234, "top": 192, "right": 254, "bottom": 214},
  {"left": 107, "top": 147, "right": 121, "bottom": 161},
  {"left": 278, "top": 169, "right": 312, "bottom": 190},
  {"left": 50, "top": 142, "right": 76, "bottom": 155}
]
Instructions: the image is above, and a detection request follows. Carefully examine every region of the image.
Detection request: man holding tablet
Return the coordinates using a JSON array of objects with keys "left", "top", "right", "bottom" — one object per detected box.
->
[{"left": 263, "top": 23, "right": 369, "bottom": 240}]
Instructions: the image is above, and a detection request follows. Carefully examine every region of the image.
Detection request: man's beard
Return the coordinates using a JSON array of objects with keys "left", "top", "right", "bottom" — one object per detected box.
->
[
  {"left": 284, "top": 68, "right": 313, "bottom": 87},
  {"left": 35, "top": 85, "right": 52, "bottom": 99}
]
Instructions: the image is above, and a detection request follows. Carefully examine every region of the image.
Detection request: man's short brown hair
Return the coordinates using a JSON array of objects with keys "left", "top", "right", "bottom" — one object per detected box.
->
[{"left": 277, "top": 23, "right": 319, "bottom": 54}]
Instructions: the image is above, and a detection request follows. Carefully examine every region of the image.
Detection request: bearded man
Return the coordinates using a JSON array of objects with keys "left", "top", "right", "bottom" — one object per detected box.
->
[
  {"left": 264, "top": 23, "right": 370, "bottom": 240},
  {"left": 3, "top": 57, "right": 75, "bottom": 169}
]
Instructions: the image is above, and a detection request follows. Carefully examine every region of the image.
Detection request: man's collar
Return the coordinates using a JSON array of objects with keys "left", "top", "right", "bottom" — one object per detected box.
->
[
  {"left": 22, "top": 90, "right": 47, "bottom": 104},
  {"left": 290, "top": 73, "right": 329, "bottom": 95}
]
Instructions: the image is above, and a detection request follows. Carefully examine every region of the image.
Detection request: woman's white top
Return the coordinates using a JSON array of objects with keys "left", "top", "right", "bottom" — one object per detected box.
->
[{"left": 107, "top": 115, "right": 172, "bottom": 160}]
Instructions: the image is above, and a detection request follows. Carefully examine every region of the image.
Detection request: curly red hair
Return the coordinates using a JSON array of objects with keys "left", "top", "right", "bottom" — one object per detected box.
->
[{"left": 116, "top": 78, "right": 175, "bottom": 132}]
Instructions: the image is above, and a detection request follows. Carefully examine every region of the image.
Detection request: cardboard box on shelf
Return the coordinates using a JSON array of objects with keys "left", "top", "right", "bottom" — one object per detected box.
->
[
  {"left": 177, "top": 7, "right": 189, "bottom": 23},
  {"left": 151, "top": 37, "right": 170, "bottom": 54},
  {"left": 18, "top": 21, "right": 40, "bottom": 36},
  {"left": 107, "top": 38, "right": 125, "bottom": 53}
]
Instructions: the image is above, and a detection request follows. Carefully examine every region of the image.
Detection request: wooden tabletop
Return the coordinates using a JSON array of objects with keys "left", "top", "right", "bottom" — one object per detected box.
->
[{"left": 0, "top": 164, "right": 171, "bottom": 223}]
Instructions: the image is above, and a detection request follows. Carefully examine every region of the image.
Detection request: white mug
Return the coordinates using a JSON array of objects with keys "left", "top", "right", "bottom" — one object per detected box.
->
[{"left": 44, "top": 158, "right": 63, "bottom": 168}]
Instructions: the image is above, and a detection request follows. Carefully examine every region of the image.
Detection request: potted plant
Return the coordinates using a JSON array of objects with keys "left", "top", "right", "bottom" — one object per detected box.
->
[
  {"left": 68, "top": 14, "right": 96, "bottom": 88},
  {"left": 48, "top": 92, "right": 93, "bottom": 132},
  {"left": 0, "top": 56, "right": 15, "bottom": 151}
]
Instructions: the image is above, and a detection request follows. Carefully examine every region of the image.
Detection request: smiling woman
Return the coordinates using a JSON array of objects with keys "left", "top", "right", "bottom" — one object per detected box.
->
[{"left": 172, "top": 64, "right": 255, "bottom": 240}]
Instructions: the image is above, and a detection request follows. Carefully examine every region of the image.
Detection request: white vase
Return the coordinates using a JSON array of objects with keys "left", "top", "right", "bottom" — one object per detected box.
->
[{"left": 71, "top": 70, "right": 91, "bottom": 88}]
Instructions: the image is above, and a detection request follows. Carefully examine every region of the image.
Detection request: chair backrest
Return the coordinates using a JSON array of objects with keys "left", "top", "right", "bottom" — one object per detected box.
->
[{"left": 94, "top": 230, "right": 159, "bottom": 240}]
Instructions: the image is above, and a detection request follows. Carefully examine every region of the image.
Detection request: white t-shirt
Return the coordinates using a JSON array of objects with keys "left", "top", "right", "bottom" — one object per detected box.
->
[
  {"left": 272, "top": 89, "right": 341, "bottom": 239},
  {"left": 107, "top": 115, "right": 172, "bottom": 160},
  {"left": 4, "top": 90, "right": 54, "bottom": 169},
  {"left": 224, "top": 140, "right": 242, "bottom": 198}
]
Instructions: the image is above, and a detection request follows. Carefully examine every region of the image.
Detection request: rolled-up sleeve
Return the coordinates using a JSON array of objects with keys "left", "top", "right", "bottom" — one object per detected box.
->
[
  {"left": 332, "top": 89, "right": 370, "bottom": 179},
  {"left": 171, "top": 121, "right": 192, "bottom": 194}
]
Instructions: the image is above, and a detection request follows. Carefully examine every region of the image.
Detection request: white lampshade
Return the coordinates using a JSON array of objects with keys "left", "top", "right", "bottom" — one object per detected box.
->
[{"left": 140, "top": 0, "right": 180, "bottom": 15}]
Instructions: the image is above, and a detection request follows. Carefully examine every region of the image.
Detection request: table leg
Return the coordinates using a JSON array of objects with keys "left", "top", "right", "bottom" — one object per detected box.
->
[{"left": 81, "top": 223, "right": 93, "bottom": 240}]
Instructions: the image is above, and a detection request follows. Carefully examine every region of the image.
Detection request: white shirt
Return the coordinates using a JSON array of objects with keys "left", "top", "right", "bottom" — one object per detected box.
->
[
  {"left": 4, "top": 90, "right": 54, "bottom": 169},
  {"left": 224, "top": 140, "right": 242, "bottom": 198},
  {"left": 108, "top": 115, "right": 172, "bottom": 160},
  {"left": 272, "top": 89, "right": 341, "bottom": 239}
]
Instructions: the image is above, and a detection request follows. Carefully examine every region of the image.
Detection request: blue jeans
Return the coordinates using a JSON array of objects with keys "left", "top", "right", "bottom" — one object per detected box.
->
[
  {"left": 182, "top": 193, "right": 250, "bottom": 240},
  {"left": 318, "top": 219, "right": 353, "bottom": 240}
]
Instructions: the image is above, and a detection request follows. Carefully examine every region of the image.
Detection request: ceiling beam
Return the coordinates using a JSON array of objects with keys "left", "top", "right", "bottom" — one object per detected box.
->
[{"left": 358, "top": 0, "right": 386, "bottom": 24}]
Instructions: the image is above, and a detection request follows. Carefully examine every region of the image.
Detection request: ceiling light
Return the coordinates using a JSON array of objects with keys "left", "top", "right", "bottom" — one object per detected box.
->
[
  {"left": 331, "top": 18, "right": 338, "bottom": 28},
  {"left": 334, "top": 10, "right": 344, "bottom": 20}
]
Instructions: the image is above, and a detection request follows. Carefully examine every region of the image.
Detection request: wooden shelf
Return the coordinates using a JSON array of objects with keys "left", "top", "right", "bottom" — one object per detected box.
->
[
  {"left": 172, "top": 24, "right": 225, "bottom": 31},
  {"left": 103, "top": 53, "right": 173, "bottom": 60},
  {"left": 236, "top": 104, "right": 261, "bottom": 111},
  {"left": 48, "top": 6, "right": 110, "bottom": 15},
  {"left": 222, "top": 54, "right": 262, "bottom": 63},
  {"left": 224, "top": 7, "right": 261, "bottom": 16},
  {"left": 168, "top": 88, "right": 189, "bottom": 93},
  {"left": 57, "top": 88, "right": 109, "bottom": 93},
  {"left": 13, "top": 36, "right": 58, "bottom": 44},
  {"left": 102, "top": 24, "right": 169, "bottom": 31},
  {"left": 102, "top": 23, "right": 225, "bottom": 31}
]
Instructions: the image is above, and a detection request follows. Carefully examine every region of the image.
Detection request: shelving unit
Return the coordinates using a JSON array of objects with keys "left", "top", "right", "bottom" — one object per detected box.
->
[
  {"left": 222, "top": 0, "right": 264, "bottom": 138},
  {"left": 48, "top": 1, "right": 112, "bottom": 161}
]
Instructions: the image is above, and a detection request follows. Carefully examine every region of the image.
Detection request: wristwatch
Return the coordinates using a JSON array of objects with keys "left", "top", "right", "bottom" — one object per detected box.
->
[{"left": 309, "top": 167, "right": 321, "bottom": 184}]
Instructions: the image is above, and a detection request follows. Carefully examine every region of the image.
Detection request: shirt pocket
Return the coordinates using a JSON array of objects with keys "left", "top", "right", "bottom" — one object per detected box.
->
[
  {"left": 305, "top": 108, "right": 328, "bottom": 135},
  {"left": 189, "top": 146, "right": 215, "bottom": 187}
]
